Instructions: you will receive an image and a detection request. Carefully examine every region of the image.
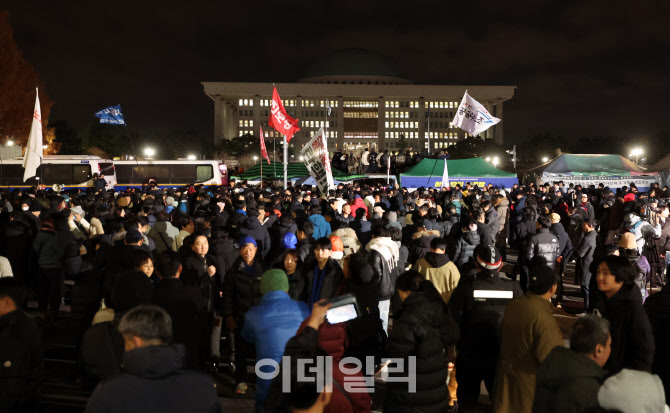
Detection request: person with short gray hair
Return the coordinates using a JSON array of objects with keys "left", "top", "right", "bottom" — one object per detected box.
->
[
  {"left": 86, "top": 305, "right": 220, "bottom": 413},
  {"left": 533, "top": 315, "right": 611, "bottom": 413}
]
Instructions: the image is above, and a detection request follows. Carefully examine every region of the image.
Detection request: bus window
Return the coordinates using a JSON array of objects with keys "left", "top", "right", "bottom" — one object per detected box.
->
[
  {"left": 72, "top": 165, "right": 91, "bottom": 184},
  {"left": 43, "top": 164, "right": 73, "bottom": 185},
  {"left": 99, "top": 162, "right": 114, "bottom": 176},
  {"left": 196, "top": 165, "right": 213, "bottom": 182},
  {"left": 133, "top": 166, "right": 170, "bottom": 182},
  {"left": 171, "top": 164, "right": 196, "bottom": 184},
  {"left": 115, "top": 164, "right": 132, "bottom": 184}
]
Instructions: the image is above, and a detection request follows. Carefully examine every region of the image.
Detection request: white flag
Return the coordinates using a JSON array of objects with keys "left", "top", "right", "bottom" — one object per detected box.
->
[
  {"left": 452, "top": 91, "right": 500, "bottom": 135},
  {"left": 23, "top": 88, "right": 43, "bottom": 182},
  {"left": 300, "top": 127, "right": 333, "bottom": 193},
  {"left": 441, "top": 159, "right": 450, "bottom": 188}
]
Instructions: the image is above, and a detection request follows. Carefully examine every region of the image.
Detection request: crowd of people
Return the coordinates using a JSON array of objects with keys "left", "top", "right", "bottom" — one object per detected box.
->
[{"left": 2, "top": 176, "right": 670, "bottom": 413}]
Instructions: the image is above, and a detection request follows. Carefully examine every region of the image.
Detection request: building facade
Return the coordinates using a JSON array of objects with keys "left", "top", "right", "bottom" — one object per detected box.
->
[{"left": 203, "top": 50, "right": 515, "bottom": 156}]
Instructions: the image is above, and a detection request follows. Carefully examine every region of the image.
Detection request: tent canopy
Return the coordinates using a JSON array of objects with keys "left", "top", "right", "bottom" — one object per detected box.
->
[
  {"left": 650, "top": 154, "right": 670, "bottom": 172},
  {"left": 232, "top": 162, "right": 366, "bottom": 181},
  {"left": 527, "top": 154, "right": 646, "bottom": 176},
  {"left": 400, "top": 157, "right": 517, "bottom": 189}
]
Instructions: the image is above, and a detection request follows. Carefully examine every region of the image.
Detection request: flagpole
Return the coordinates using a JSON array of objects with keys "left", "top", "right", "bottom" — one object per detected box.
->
[{"left": 283, "top": 134, "right": 287, "bottom": 190}]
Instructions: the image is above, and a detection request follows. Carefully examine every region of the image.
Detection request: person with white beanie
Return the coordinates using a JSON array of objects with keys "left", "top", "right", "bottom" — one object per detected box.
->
[{"left": 597, "top": 369, "right": 670, "bottom": 413}]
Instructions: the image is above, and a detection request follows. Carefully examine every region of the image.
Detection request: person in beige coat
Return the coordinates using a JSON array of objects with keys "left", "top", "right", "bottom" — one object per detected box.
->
[
  {"left": 493, "top": 260, "right": 564, "bottom": 413},
  {"left": 414, "top": 237, "right": 460, "bottom": 303}
]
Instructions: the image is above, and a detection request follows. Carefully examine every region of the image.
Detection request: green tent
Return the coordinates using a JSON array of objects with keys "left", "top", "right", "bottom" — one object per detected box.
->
[
  {"left": 232, "top": 162, "right": 366, "bottom": 181},
  {"left": 400, "top": 157, "right": 518, "bottom": 189}
]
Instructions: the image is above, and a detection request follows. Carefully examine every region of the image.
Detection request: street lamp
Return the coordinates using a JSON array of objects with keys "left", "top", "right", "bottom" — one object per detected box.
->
[
  {"left": 485, "top": 157, "right": 491, "bottom": 162},
  {"left": 6, "top": 140, "right": 13, "bottom": 147},
  {"left": 492, "top": 156, "right": 499, "bottom": 167},
  {"left": 542, "top": 157, "right": 549, "bottom": 163},
  {"left": 144, "top": 147, "right": 155, "bottom": 158},
  {"left": 631, "top": 147, "right": 643, "bottom": 164},
  {"left": 299, "top": 156, "right": 304, "bottom": 161},
  {"left": 253, "top": 156, "right": 258, "bottom": 161},
  {"left": 187, "top": 154, "right": 196, "bottom": 160}
]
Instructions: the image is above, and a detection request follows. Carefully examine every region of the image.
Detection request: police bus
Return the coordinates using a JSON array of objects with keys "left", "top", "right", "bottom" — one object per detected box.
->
[
  {"left": 0, "top": 155, "right": 115, "bottom": 189},
  {"left": 113, "top": 159, "right": 228, "bottom": 189}
]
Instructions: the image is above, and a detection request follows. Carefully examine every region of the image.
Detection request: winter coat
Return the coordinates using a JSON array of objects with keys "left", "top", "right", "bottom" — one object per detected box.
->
[
  {"left": 493, "top": 293, "right": 564, "bottom": 413},
  {"left": 453, "top": 230, "right": 480, "bottom": 268},
  {"left": 576, "top": 230, "right": 597, "bottom": 284},
  {"left": 532, "top": 346, "right": 606, "bottom": 413},
  {"left": 295, "top": 237, "right": 315, "bottom": 263},
  {"left": 85, "top": 345, "right": 220, "bottom": 413},
  {"left": 300, "top": 258, "right": 343, "bottom": 305},
  {"left": 622, "top": 213, "right": 661, "bottom": 252},
  {"left": 0, "top": 309, "right": 43, "bottom": 412},
  {"left": 308, "top": 214, "right": 332, "bottom": 240},
  {"left": 241, "top": 290, "right": 309, "bottom": 406},
  {"left": 414, "top": 252, "right": 460, "bottom": 303},
  {"left": 350, "top": 197, "right": 368, "bottom": 219},
  {"left": 525, "top": 228, "right": 560, "bottom": 269},
  {"left": 550, "top": 222, "right": 573, "bottom": 258},
  {"left": 330, "top": 228, "right": 362, "bottom": 257},
  {"left": 449, "top": 271, "right": 523, "bottom": 364},
  {"left": 590, "top": 283, "right": 654, "bottom": 374},
  {"left": 409, "top": 229, "right": 441, "bottom": 265},
  {"left": 510, "top": 217, "right": 536, "bottom": 250},
  {"left": 152, "top": 278, "right": 207, "bottom": 368},
  {"left": 384, "top": 292, "right": 460, "bottom": 413},
  {"left": 351, "top": 219, "right": 372, "bottom": 246},
  {"left": 222, "top": 256, "right": 265, "bottom": 326},
  {"left": 366, "top": 237, "right": 400, "bottom": 301},
  {"left": 485, "top": 207, "right": 500, "bottom": 237},
  {"left": 566, "top": 213, "right": 584, "bottom": 253},
  {"left": 644, "top": 284, "right": 670, "bottom": 397},
  {"left": 149, "top": 221, "right": 179, "bottom": 253},
  {"left": 0, "top": 219, "right": 33, "bottom": 280},
  {"left": 180, "top": 251, "right": 216, "bottom": 312},
  {"left": 476, "top": 221, "right": 495, "bottom": 246},
  {"left": 239, "top": 216, "right": 272, "bottom": 258},
  {"left": 207, "top": 237, "right": 237, "bottom": 282},
  {"left": 32, "top": 229, "right": 73, "bottom": 269}
]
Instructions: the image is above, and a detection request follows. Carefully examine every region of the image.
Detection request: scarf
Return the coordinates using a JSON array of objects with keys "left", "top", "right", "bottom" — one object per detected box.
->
[{"left": 366, "top": 236, "right": 399, "bottom": 268}]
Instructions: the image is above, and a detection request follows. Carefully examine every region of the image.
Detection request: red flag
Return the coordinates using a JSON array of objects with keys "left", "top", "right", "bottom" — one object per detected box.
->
[
  {"left": 268, "top": 86, "right": 300, "bottom": 142},
  {"left": 259, "top": 126, "right": 270, "bottom": 165}
]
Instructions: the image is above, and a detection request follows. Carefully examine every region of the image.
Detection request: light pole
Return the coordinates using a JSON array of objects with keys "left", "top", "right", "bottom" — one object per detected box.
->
[
  {"left": 492, "top": 156, "right": 499, "bottom": 167},
  {"left": 631, "top": 148, "right": 643, "bottom": 164}
]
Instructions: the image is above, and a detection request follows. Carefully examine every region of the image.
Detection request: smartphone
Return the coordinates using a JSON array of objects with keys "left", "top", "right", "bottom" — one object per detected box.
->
[{"left": 323, "top": 294, "right": 360, "bottom": 324}]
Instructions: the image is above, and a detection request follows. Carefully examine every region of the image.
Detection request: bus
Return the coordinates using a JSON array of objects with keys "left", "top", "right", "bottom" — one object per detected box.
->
[
  {"left": 113, "top": 159, "right": 228, "bottom": 189},
  {"left": 0, "top": 156, "right": 115, "bottom": 189}
]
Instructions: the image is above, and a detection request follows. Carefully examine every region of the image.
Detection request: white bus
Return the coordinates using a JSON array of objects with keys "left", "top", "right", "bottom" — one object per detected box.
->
[
  {"left": 0, "top": 155, "right": 115, "bottom": 189},
  {"left": 113, "top": 159, "right": 228, "bottom": 189}
]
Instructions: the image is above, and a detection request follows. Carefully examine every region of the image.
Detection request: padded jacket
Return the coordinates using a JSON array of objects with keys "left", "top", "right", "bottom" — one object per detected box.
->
[{"left": 525, "top": 228, "right": 560, "bottom": 269}]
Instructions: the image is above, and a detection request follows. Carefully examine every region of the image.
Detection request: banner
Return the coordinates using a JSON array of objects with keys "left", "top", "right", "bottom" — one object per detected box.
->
[
  {"left": 452, "top": 91, "right": 500, "bottom": 135},
  {"left": 95, "top": 105, "right": 126, "bottom": 125},
  {"left": 402, "top": 176, "right": 518, "bottom": 190},
  {"left": 259, "top": 126, "right": 270, "bottom": 164},
  {"left": 541, "top": 174, "right": 658, "bottom": 191},
  {"left": 268, "top": 87, "right": 300, "bottom": 142},
  {"left": 300, "top": 127, "right": 333, "bottom": 193},
  {"left": 23, "top": 88, "right": 43, "bottom": 182},
  {"left": 440, "top": 159, "right": 449, "bottom": 188}
]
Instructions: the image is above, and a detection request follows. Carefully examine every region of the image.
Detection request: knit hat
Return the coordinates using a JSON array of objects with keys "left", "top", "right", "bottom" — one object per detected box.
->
[
  {"left": 281, "top": 232, "right": 298, "bottom": 249},
  {"left": 329, "top": 236, "right": 344, "bottom": 252},
  {"left": 29, "top": 200, "right": 42, "bottom": 212},
  {"left": 239, "top": 236, "right": 257, "bottom": 247},
  {"left": 476, "top": 245, "right": 503, "bottom": 270},
  {"left": 261, "top": 269, "right": 289, "bottom": 295},
  {"left": 618, "top": 232, "right": 638, "bottom": 250},
  {"left": 597, "top": 369, "right": 668, "bottom": 413}
]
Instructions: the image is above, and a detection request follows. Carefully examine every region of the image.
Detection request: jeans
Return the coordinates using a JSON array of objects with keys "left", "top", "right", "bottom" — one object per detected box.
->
[{"left": 379, "top": 299, "right": 390, "bottom": 333}]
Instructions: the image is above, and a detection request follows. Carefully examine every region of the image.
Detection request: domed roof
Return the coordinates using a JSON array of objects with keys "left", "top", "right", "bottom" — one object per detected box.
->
[{"left": 299, "top": 49, "right": 410, "bottom": 83}]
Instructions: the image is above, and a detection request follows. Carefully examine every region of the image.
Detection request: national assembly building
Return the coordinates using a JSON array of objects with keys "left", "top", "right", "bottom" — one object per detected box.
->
[{"left": 203, "top": 49, "right": 515, "bottom": 156}]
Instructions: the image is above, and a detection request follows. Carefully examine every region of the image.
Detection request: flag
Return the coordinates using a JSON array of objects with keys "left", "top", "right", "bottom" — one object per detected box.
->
[
  {"left": 268, "top": 87, "right": 300, "bottom": 142},
  {"left": 326, "top": 99, "right": 332, "bottom": 117},
  {"left": 300, "top": 127, "right": 333, "bottom": 193},
  {"left": 451, "top": 91, "right": 500, "bottom": 135},
  {"left": 387, "top": 153, "right": 391, "bottom": 170},
  {"left": 95, "top": 105, "right": 126, "bottom": 125},
  {"left": 441, "top": 159, "right": 450, "bottom": 188},
  {"left": 259, "top": 126, "right": 270, "bottom": 165},
  {"left": 23, "top": 88, "right": 43, "bottom": 182},
  {"left": 512, "top": 145, "right": 517, "bottom": 170}
]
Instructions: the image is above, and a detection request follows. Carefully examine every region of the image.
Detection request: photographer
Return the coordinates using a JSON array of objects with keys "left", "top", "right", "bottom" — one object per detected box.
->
[{"left": 621, "top": 208, "right": 661, "bottom": 254}]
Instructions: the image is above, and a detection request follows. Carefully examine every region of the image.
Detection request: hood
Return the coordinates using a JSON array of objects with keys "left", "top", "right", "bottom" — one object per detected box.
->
[
  {"left": 411, "top": 229, "right": 440, "bottom": 240},
  {"left": 154, "top": 221, "right": 174, "bottom": 233},
  {"left": 310, "top": 214, "right": 327, "bottom": 225},
  {"left": 536, "top": 346, "right": 605, "bottom": 391},
  {"left": 497, "top": 197, "right": 509, "bottom": 207},
  {"left": 123, "top": 345, "right": 184, "bottom": 379},
  {"left": 424, "top": 252, "right": 451, "bottom": 268},
  {"left": 398, "top": 292, "right": 444, "bottom": 328},
  {"left": 598, "top": 369, "right": 668, "bottom": 413},
  {"left": 332, "top": 227, "right": 357, "bottom": 240}
]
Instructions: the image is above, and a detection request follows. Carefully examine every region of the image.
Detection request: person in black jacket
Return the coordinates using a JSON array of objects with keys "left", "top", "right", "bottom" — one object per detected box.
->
[
  {"left": 295, "top": 220, "right": 315, "bottom": 264},
  {"left": 0, "top": 211, "right": 34, "bottom": 284},
  {"left": 385, "top": 271, "right": 460, "bottom": 413},
  {"left": 152, "top": 251, "right": 207, "bottom": 369},
  {"left": 578, "top": 219, "right": 598, "bottom": 310},
  {"left": 589, "top": 255, "right": 654, "bottom": 375},
  {"left": 222, "top": 236, "right": 265, "bottom": 392},
  {"left": 644, "top": 282, "right": 670, "bottom": 397},
  {"left": 525, "top": 215, "right": 560, "bottom": 271},
  {"left": 549, "top": 213, "right": 573, "bottom": 304},
  {"left": 453, "top": 219, "right": 481, "bottom": 269},
  {"left": 0, "top": 278, "right": 43, "bottom": 413},
  {"left": 239, "top": 208, "right": 271, "bottom": 259},
  {"left": 449, "top": 246, "right": 522, "bottom": 409},
  {"left": 85, "top": 305, "right": 221, "bottom": 413},
  {"left": 301, "top": 237, "right": 344, "bottom": 307}
]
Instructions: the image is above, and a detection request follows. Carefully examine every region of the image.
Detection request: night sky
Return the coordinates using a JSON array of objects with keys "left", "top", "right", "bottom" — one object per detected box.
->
[{"left": 5, "top": 1, "right": 670, "bottom": 146}]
